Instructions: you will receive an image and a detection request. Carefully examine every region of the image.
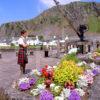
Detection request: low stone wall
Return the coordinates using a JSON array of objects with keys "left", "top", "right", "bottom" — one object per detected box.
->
[{"left": 0, "top": 49, "right": 15, "bottom": 52}]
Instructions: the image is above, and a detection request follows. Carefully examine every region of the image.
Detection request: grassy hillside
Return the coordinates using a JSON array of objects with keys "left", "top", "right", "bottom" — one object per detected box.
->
[{"left": 88, "top": 16, "right": 100, "bottom": 33}]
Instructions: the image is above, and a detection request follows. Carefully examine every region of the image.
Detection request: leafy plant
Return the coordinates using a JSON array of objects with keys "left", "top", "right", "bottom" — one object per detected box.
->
[
  {"left": 54, "top": 60, "right": 83, "bottom": 86},
  {"left": 38, "top": 35, "right": 44, "bottom": 41},
  {"left": 61, "top": 53, "right": 80, "bottom": 63},
  {"left": 36, "top": 77, "right": 45, "bottom": 86}
]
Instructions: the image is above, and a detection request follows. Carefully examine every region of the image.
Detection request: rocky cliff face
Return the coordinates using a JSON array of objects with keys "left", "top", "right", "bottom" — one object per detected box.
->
[{"left": 0, "top": 2, "right": 100, "bottom": 39}]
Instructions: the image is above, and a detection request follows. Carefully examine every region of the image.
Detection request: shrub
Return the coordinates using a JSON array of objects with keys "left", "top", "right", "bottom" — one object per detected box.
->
[
  {"left": 61, "top": 53, "right": 80, "bottom": 63},
  {"left": 54, "top": 60, "right": 83, "bottom": 86}
]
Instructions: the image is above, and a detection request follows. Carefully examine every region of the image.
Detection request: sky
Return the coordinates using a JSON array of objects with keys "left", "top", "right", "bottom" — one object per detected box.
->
[{"left": 0, "top": 0, "right": 100, "bottom": 25}]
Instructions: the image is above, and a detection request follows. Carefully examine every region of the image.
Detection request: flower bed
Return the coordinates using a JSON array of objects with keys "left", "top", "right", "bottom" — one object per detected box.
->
[
  {"left": 14, "top": 53, "right": 100, "bottom": 100},
  {"left": 87, "top": 51, "right": 100, "bottom": 65}
]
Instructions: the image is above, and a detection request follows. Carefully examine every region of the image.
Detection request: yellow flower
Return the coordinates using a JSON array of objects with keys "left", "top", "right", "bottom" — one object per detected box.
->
[{"left": 54, "top": 60, "right": 83, "bottom": 85}]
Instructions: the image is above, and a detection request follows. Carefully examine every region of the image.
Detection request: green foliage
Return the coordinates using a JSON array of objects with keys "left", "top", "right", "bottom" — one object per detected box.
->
[
  {"left": 28, "top": 34, "right": 36, "bottom": 37},
  {"left": 49, "top": 16, "right": 61, "bottom": 24},
  {"left": 88, "top": 16, "right": 100, "bottom": 33},
  {"left": 61, "top": 53, "right": 80, "bottom": 63},
  {"left": 36, "top": 77, "right": 45, "bottom": 85},
  {"left": 10, "top": 43, "right": 16, "bottom": 49},
  {"left": 28, "top": 45, "right": 36, "bottom": 49},
  {"left": 51, "top": 86, "right": 62, "bottom": 96},
  {"left": 96, "top": 48, "right": 100, "bottom": 53},
  {"left": 54, "top": 60, "right": 83, "bottom": 86},
  {"left": 5, "top": 23, "right": 10, "bottom": 28},
  {"left": 38, "top": 35, "right": 44, "bottom": 41},
  {"left": 10, "top": 43, "right": 15, "bottom": 47},
  {"left": 28, "top": 45, "right": 42, "bottom": 49}
]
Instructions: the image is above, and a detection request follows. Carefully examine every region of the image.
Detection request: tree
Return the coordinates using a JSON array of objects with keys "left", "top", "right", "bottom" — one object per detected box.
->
[{"left": 38, "top": 35, "right": 44, "bottom": 41}]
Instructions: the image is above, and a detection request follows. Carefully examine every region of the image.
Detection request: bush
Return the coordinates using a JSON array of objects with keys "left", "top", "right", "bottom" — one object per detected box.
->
[
  {"left": 61, "top": 53, "right": 80, "bottom": 63},
  {"left": 54, "top": 60, "right": 83, "bottom": 86}
]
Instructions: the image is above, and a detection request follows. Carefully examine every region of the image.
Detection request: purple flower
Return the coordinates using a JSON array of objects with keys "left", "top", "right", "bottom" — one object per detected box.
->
[
  {"left": 29, "top": 78, "right": 36, "bottom": 85},
  {"left": 19, "top": 83, "right": 30, "bottom": 91},
  {"left": 92, "top": 70, "right": 99, "bottom": 76},
  {"left": 38, "top": 68, "right": 42, "bottom": 73},
  {"left": 68, "top": 90, "right": 81, "bottom": 100},
  {"left": 40, "top": 90, "right": 54, "bottom": 100},
  {"left": 95, "top": 57, "right": 100, "bottom": 60},
  {"left": 97, "top": 66, "right": 100, "bottom": 68}
]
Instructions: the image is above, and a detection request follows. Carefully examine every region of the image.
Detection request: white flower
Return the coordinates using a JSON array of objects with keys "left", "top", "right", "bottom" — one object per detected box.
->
[
  {"left": 68, "top": 48, "right": 77, "bottom": 54},
  {"left": 47, "top": 66, "right": 52, "bottom": 70},
  {"left": 54, "top": 96, "right": 64, "bottom": 100},
  {"left": 30, "top": 89, "right": 40, "bottom": 96},
  {"left": 77, "top": 62, "right": 84, "bottom": 66},
  {"left": 30, "top": 69, "right": 37, "bottom": 75},
  {"left": 77, "top": 61, "right": 87, "bottom": 66},
  {"left": 94, "top": 67, "right": 100, "bottom": 74},
  {"left": 90, "top": 63, "right": 97, "bottom": 69},
  {"left": 54, "top": 86, "right": 61, "bottom": 92},
  {"left": 53, "top": 66, "right": 57, "bottom": 69},
  {"left": 30, "top": 69, "right": 41, "bottom": 76},
  {"left": 87, "top": 53, "right": 92, "bottom": 59},
  {"left": 37, "top": 83, "right": 46, "bottom": 91},
  {"left": 18, "top": 77, "right": 29, "bottom": 85},
  {"left": 77, "top": 80, "right": 88, "bottom": 88},
  {"left": 82, "top": 61, "right": 87, "bottom": 65},
  {"left": 60, "top": 92, "right": 64, "bottom": 98},
  {"left": 33, "top": 69, "right": 39, "bottom": 74},
  {"left": 61, "top": 88, "right": 71, "bottom": 98},
  {"left": 37, "top": 71, "right": 42, "bottom": 76},
  {"left": 50, "top": 83, "right": 55, "bottom": 89},
  {"left": 78, "top": 75, "right": 87, "bottom": 80},
  {"left": 75, "top": 88, "right": 85, "bottom": 96},
  {"left": 85, "top": 69, "right": 94, "bottom": 77},
  {"left": 64, "top": 54, "right": 67, "bottom": 56},
  {"left": 85, "top": 74, "right": 93, "bottom": 84},
  {"left": 77, "top": 75, "right": 88, "bottom": 88}
]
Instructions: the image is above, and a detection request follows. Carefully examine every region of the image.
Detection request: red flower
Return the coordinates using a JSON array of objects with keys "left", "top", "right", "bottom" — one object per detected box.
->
[
  {"left": 44, "top": 71, "right": 49, "bottom": 78},
  {"left": 45, "top": 79, "right": 52, "bottom": 87},
  {"left": 64, "top": 81, "right": 75, "bottom": 90},
  {"left": 45, "top": 65, "right": 48, "bottom": 69}
]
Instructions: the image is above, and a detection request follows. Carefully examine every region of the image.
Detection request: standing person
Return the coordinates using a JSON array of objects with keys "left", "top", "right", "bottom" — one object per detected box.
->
[
  {"left": 18, "top": 30, "right": 28, "bottom": 74},
  {"left": 44, "top": 44, "right": 49, "bottom": 57}
]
